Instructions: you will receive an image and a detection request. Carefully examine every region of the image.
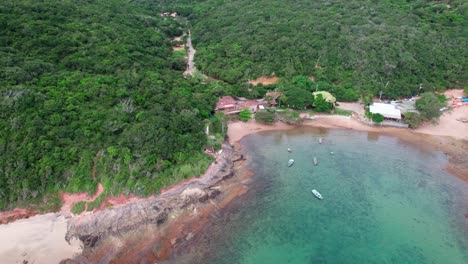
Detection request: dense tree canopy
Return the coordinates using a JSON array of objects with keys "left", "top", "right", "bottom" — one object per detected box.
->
[
  {"left": 0, "top": 0, "right": 230, "bottom": 210},
  {"left": 416, "top": 92, "right": 445, "bottom": 120},
  {"left": 152, "top": 0, "right": 467, "bottom": 99},
  {"left": 2, "top": 0, "right": 466, "bottom": 211}
]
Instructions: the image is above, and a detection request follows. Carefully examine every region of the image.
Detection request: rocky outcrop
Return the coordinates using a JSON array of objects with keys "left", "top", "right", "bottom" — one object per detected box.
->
[{"left": 65, "top": 142, "right": 239, "bottom": 253}]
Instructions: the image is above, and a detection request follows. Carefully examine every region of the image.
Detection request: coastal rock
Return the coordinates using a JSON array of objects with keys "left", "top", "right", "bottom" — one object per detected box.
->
[{"left": 65, "top": 143, "right": 237, "bottom": 260}]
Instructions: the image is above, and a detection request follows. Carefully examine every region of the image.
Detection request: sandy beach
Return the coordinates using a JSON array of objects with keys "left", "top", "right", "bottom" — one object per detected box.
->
[
  {"left": 228, "top": 116, "right": 468, "bottom": 182},
  {"left": 1, "top": 99, "right": 466, "bottom": 263},
  {"left": 0, "top": 214, "right": 82, "bottom": 264}
]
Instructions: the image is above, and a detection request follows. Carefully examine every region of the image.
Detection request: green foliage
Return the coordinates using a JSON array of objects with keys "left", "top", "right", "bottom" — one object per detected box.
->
[
  {"left": 86, "top": 194, "right": 106, "bottom": 212},
  {"left": 212, "top": 112, "right": 228, "bottom": 134},
  {"left": 239, "top": 108, "right": 251, "bottom": 121},
  {"left": 71, "top": 201, "right": 86, "bottom": 215},
  {"left": 436, "top": 94, "right": 447, "bottom": 103},
  {"left": 403, "top": 112, "right": 424, "bottom": 128},
  {"left": 277, "top": 77, "right": 315, "bottom": 108},
  {"left": 464, "top": 87, "right": 468, "bottom": 96},
  {"left": 371, "top": 113, "right": 384, "bottom": 124},
  {"left": 362, "top": 95, "right": 373, "bottom": 106},
  {"left": 334, "top": 108, "right": 353, "bottom": 117},
  {"left": 278, "top": 109, "right": 302, "bottom": 125},
  {"left": 314, "top": 94, "right": 332, "bottom": 113},
  {"left": 0, "top": 0, "right": 224, "bottom": 210},
  {"left": 255, "top": 110, "right": 276, "bottom": 124},
  {"left": 365, "top": 108, "right": 373, "bottom": 119},
  {"left": 152, "top": 0, "right": 466, "bottom": 98},
  {"left": 416, "top": 92, "right": 445, "bottom": 120}
]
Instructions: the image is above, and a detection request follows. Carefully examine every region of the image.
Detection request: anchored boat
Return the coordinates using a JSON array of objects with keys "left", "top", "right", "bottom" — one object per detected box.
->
[
  {"left": 313, "top": 157, "right": 318, "bottom": 165},
  {"left": 288, "top": 159, "right": 295, "bottom": 167},
  {"left": 312, "top": 189, "right": 323, "bottom": 200}
]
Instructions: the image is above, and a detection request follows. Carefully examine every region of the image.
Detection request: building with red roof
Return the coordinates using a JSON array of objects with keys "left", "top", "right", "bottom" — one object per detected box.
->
[{"left": 215, "top": 96, "right": 237, "bottom": 112}]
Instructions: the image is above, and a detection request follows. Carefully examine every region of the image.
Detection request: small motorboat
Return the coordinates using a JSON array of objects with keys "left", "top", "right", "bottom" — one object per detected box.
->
[
  {"left": 312, "top": 189, "right": 323, "bottom": 200},
  {"left": 330, "top": 151, "right": 334, "bottom": 155},
  {"left": 287, "top": 148, "right": 292, "bottom": 153},
  {"left": 318, "top": 137, "right": 323, "bottom": 144},
  {"left": 313, "top": 157, "right": 318, "bottom": 166},
  {"left": 288, "top": 159, "right": 295, "bottom": 167}
]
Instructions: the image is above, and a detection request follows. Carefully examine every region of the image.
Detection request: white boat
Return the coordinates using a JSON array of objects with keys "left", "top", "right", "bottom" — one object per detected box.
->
[
  {"left": 318, "top": 137, "right": 323, "bottom": 144},
  {"left": 313, "top": 157, "right": 318, "bottom": 165},
  {"left": 312, "top": 189, "right": 323, "bottom": 200},
  {"left": 288, "top": 159, "right": 295, "bottom": 167},
  {"left": 287, "top": 148, "right": 292, "bottom": 153}
]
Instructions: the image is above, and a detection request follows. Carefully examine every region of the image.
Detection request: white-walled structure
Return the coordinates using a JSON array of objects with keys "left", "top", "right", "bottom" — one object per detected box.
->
[{"left": 369, "top": 103, "right": 402, "bottom": 120}]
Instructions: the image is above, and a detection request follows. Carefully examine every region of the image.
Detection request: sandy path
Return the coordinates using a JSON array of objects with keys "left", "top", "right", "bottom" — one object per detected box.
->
[
  {"left": 336, "top": 101, "right": 365, "bottom": 116},
  {"left": 0, "top": 214, "right": 82, "bottom": 264},
  {"left": 248, "top": 76, "right": 279, "bottom": 86},
  {"left": 183, "top": 30, "right": 196, "bottom": 76},
  {"left": 60, "top": 183, "right": 104, "bottom": 217}
]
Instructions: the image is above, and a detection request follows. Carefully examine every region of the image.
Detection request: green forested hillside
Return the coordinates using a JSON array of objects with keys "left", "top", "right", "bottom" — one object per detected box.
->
[
  {"left": 1, "top": 0, "right": 466, "bottom": 211},
  {"left": 155, "top": 0, "right": 467, "bottom": 98},
  {"left": 0, "top": 0, "right": 228, "bottom": 210}
]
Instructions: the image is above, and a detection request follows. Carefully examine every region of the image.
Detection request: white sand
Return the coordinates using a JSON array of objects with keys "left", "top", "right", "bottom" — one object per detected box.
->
[
  {"left": 0, "top": 214, "right": 82, "bottom": 264},
  {"left": 415, "top": 106, "right": 468, "bottom": 140}
]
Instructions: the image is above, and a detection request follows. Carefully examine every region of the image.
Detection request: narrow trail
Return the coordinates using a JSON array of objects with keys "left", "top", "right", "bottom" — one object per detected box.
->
[
  {"left": 60, "top": 183, "right": 104, "bottom": 217},
  {"left": 184, "top": 30, "right": 196, "bottom": 76}
]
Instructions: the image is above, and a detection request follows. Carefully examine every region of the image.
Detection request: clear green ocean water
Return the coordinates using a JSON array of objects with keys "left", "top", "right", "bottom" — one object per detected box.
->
[{"left": 171, "top": 128, "right": 467, "bottom": 264}]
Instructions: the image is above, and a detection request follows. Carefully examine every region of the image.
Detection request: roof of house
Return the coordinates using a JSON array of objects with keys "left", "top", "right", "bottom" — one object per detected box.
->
[
  {"left": 216, "top": 96, "right": 237, "bottom": 109},
  {"left": 369, "top": 103, "right": 402, "bottom": 119},
  {"left": 239, "top": 100, "right": 259, "bottom": 108}
]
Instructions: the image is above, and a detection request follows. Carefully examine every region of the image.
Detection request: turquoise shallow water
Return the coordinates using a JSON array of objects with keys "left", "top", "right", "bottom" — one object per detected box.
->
[{"left": 170, "top": 128, "right": 467, "bottom": 264}]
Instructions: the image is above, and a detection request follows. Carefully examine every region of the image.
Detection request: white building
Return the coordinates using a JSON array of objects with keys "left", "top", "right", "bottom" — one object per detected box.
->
[{"left": 369, "top": 103, "right": 402, "bottom": 120}]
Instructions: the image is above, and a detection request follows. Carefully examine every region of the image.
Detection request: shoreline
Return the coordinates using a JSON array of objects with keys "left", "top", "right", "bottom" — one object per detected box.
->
[
  {"left": 228, "top": 118, "right": 468, "bottom": 182},
  {"left": 62, "top": 142, "right": 251, "bottom": 263},
  {"left": 1, "top": 115, "right": 466, "bottom": 263}
]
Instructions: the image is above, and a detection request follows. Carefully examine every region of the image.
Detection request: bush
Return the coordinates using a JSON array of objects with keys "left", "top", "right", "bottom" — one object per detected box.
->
[
  {"left": 403, "top": 112, "right": 424, "bottom": 128},
  {"left": 365, "top": 108, "right": 373, "bottom": 119},
  {"left": 255, "top": 110, "right": 276, "bottom": 124},
  {"left": 436, "top": 94, "right": 447, "bottom": 103},
  {"left": 86, "top": 193, "right": 106, "bottom": 211},
  {"left": 416, "top": 92, "right": 444, "bottom": 120},
  {"left": 464, "top": 86, "right": 468, "bottom": 96},
  {"left": 71, "top": 201, "right": 86, "bottom": 215},
  {"left": 314, "top": 94, "right": 332, "bottom": 113},
  {"left": 279, "top": 110, "right": 302, "bottom": 125},
  {"left": 371, "top": 113, "right": 384, "bottom": 123},
  {"left": 239, "top": 108, "right": 251, "bottom": 121}
]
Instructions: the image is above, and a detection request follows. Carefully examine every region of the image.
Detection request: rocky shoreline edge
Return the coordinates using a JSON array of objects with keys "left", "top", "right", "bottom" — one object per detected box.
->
[{"left": 63, "top": 141, "right": 250, "bottom": 263}]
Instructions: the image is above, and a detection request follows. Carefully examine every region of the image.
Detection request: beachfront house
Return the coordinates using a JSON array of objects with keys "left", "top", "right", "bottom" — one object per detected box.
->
[
  {"left": 265, "top": 91, "right": 283, "bottom": 107},
  {"left": 369, "top": 103, "right": 402, "bottom": 120},
  {"left": 215, "top": 96, "right": 262, "bottom": 115},
  {"left": 215, "top": 96, "right": 237, "bottom": 113},
  {"left": 238, "top": 99, "right": 260, "bottom": 113}
]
